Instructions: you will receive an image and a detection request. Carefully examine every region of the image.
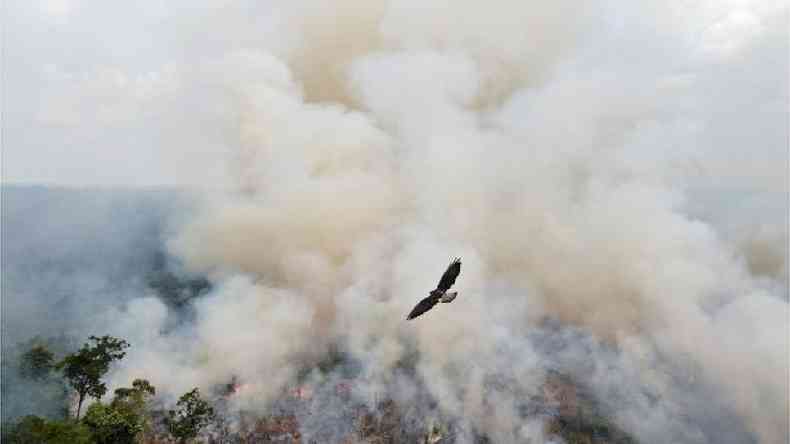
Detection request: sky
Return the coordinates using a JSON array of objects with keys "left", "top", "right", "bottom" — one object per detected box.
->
[
  {"left": 3, "top": 0, "right": 233, "bottom": 187},
  {"left": 2, "top": 0, "right": 788, "bottom": 191}
]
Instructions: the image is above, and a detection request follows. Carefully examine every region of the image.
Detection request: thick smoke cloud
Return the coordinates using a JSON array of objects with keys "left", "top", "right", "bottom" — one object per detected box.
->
[
  {"left": 1, "top": 186, "right": 191, "bottom": 344},
  {"left": 3, "top": 1, "right": 788, "bottom": 443}
]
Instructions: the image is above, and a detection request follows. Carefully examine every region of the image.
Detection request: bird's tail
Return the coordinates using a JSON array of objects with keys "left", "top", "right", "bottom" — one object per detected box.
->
[{"left": 440, "top": 291, "right": 457, "bottom": 303}]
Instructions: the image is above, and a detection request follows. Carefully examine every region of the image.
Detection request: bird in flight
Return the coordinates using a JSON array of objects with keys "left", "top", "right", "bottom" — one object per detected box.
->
[{"left": 406, "top": 257, "right": 461, "bottom": 320}]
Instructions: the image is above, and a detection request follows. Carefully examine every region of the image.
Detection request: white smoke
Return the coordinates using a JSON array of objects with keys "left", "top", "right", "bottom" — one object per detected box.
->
[{"left": 30, "top": 1, "right": 782, "bottom": 442}]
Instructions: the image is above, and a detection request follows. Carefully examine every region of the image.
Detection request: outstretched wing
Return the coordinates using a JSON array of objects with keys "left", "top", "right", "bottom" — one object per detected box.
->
[
  {"left": 436, "top": 257, "right": 461, "bottom": 292},
  {"left": 406, "top": 294, "right": 440, "bottom": 320}
]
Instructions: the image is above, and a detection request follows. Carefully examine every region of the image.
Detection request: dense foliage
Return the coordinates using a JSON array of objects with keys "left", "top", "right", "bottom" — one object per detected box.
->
[
  {"left": 82, "top": 378, "right": 157, "bottom": 444},
  {"left": 1, "top": 415, "right": 93, "bottom": 444},
  {"left": 166, "top": 388, "right": 215, "bottom": 443}
]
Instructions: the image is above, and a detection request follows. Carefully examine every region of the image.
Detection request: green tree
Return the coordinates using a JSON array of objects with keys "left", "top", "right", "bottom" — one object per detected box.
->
[
  {"left": 55, "top": 335, "right": 130, "bottom": 419},
  {"left": 1, "top": 415, "right": 93, "bottom": 444},
  {"left": 113, "top": 378, "right": 155, "bottom": 403},
  {"left": 81, "top": 378, "right": 156, "bottom": 444},
  {"left": 19, "top": 344, "right": 55, "bottom": 380},
  {"left": 113, "top": 379, "right": 157, "bottom": 439},
  {"left": 82, "top": 403, "right": 140, "bottom": 444},
  {"left": 166, "top": 388, "right": 215, "bottom": 443}
]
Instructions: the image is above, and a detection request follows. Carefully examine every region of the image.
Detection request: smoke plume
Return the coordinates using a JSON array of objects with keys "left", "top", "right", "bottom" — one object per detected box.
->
[{"left": 3, "top": 1, "right": 787, "bottom": 443}]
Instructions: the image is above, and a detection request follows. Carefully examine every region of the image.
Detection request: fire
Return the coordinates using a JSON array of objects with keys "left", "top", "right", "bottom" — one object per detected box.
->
[{"left": 290, "top": 386, "right": 313, "bottom": 400}]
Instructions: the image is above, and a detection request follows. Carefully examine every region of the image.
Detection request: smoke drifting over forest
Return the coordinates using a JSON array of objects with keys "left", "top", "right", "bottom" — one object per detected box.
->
[{"left": 3, "top": 1, "right": 788, "bottom": 443}]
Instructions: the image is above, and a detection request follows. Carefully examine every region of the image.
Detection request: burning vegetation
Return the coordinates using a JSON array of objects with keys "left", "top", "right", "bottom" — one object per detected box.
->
[{"left": 2, "top": 327, "right": 640, "bottom": 444}]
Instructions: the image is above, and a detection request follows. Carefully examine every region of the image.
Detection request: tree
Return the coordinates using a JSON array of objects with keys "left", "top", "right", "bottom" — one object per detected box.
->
[
  {"left": 5, "top": 337, "right": 72, "bottom": 420},
  {"left": 81, "top": 378, "right": 157, "bottom": 444},
  {"left": 55, "top": 335, "right": 130, "bottom": 419},
  {"left": 82, "top": 402, "right": 141, "bottom": 444},
  {"left": 112, "top": 379, "right": 157, "bottom": 440},
  {"left": 113, "top": 378, "right": 156, "bottom": 403},
  {"left": 1, "top": 415, "right": 92, "bottom": 444},
  {"left": 19, "top": 344, "right": 55, "bottom": 380},
  {"left": 166, "top": 388, "right": 215, "bottom": 443}
]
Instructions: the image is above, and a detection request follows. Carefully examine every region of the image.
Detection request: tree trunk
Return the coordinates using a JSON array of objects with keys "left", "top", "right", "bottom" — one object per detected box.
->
[{"left": 76, "top": 392, "right": 85, "bottom": 420}]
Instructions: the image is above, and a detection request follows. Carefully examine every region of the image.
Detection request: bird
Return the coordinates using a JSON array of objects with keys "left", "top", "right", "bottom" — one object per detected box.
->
[{"left": 406, "top": 257, "right": 461, "bottom": 320}]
